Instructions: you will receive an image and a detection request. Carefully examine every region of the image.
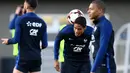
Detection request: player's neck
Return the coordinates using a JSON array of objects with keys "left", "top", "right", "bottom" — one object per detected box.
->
[
  {"left": 26, "top": 9, "right": 35, "bottom": 13},
  {"left": 97, "top": 13, "right": 104, "bottom": 19}
]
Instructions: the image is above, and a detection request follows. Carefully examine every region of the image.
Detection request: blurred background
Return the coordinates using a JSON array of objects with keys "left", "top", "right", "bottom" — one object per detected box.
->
[{"left": 0, "top": 0, "right": 130, "bottom": 73}]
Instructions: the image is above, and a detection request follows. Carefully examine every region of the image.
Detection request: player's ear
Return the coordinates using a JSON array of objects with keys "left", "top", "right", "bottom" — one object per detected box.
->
[{"left": 98, "top": 8, "right": 103, "bottom": 14}]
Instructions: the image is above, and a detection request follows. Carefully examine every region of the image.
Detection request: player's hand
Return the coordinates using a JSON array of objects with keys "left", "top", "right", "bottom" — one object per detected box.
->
[
  {"left": 15, "top": 5, "right": 24, "bottom": 15},
  {"left": 1, "top": 38, "right": 9, "bottom": 45},
  {"left": 54, "top": 60, "right": 60, "bottom": 72},
  {"left": 15, "top": 6, "right": 22, "bottom": 15}
]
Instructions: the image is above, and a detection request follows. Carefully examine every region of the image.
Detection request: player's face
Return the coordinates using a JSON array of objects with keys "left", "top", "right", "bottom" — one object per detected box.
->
[
  {"left": 74, "top": 23, "right": 85, "bottom": 37},
  {"left": 87, "top": 3, "right": 101, "bottom": 20}
]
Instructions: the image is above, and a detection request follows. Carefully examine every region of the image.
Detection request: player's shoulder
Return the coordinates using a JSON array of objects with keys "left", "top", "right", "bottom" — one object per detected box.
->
[
  {"left": 14, "top": 15, "right": 24, "bottom": 23},
  {"left": 84, "top": 26, "right": 93, "bottom": 35},
  {"left": 100, "top": 19, "right": 112, "bottom": 30},
  {"left": 20, "top": 13, "right": 46, "bottom": 25},
  {"left": 19, "top": 12, "right": 38, "bottom": 19},
  {"left": 16, "top": 13, "right": 28, "bottom": 21},
  {"left": 63, "top": 24, "right": 73, "bottom": 30},
  {"left": 60, "top": 24, "right": 73, "bottom": 34},
  {"left": 100, "top": 16, "right": 112, "bottom": 27},
  {"left": 35, "top": 16, "right": 47, "bottom": 25}
]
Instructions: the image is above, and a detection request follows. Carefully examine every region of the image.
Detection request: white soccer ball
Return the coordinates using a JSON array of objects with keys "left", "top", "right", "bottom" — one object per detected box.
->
[{"left": 67, "top": 9, "right": 84, "bottom": 24}]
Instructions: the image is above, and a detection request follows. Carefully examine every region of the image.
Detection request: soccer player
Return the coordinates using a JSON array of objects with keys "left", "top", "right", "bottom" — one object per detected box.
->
[
  {"left": 87, "top": 0, "right": 116, "bottom": 73},
  {"left": 54, "top": 16, "right": 93, "bottom": 73},
  {"left": 9, "top": 4, "right": 28, "bottom": 73},
  {"left": 1, "top": 0, "right": 48, "bottom": 73},
  {"left": 58, "top": 9, "right": 84, "bottom": 65}
]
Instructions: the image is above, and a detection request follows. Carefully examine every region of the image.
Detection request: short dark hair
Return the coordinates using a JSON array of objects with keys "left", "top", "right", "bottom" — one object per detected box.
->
[
  {"left": 74, "top": 16, "right": 86, "bottom": 28},
  {"left": 25, "top": 0, "right": 38, "bottom": 9},
  {"left": 92, "top": 0, "right": 106, "bottom": 13}
]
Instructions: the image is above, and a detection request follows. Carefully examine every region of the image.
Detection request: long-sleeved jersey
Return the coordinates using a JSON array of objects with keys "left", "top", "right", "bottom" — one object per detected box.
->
[
  {"left": 91, "top": 16, "right": 115, "bottom": 72},
  {"left": 54, "top": 25, "right": 93, "bottom": 62},
  {"left": 8, "top": 12, "right": 48, "bottom": 60}
]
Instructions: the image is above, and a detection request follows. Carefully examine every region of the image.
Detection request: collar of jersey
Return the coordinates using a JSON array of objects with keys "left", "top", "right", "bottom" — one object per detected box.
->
[{"left": 93, "top": 15, "right": 105, "bottom": 24}]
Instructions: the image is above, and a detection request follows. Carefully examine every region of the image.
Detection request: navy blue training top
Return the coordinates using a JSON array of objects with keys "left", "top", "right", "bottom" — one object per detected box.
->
[
  {"left": 8, "top": 12, "right": 48, "bottom": 60},
  {"left": 91, "top": 16, "right": 115, "bottom": 72},
  {"left": 54, "top": 24, "right": 93, "bottom": 62}
]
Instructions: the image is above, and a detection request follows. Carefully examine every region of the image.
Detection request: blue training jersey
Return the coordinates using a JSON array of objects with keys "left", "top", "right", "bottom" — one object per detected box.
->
[
  {"left": 54, "top": 25, "right": 93, "bottom": 62},
  {"left": 8, "top": 12, "right": 48, "bottom": 60},
  {"left": 91, "top": 16, "right": 115, "bottom": 72}
]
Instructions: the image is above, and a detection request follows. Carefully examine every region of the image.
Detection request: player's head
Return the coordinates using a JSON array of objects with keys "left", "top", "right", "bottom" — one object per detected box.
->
[
  {"left": 67, "top": 9, "right": 84, "bottom": 24},
  {"left": 87, "top": 0, "right": 106, "bottom": 20},
  {"left": 74, "top": 16, "right": 86, "bottom": 37},
  {"left": 24, "top": 0, "right": 38, "bottom": 11}
]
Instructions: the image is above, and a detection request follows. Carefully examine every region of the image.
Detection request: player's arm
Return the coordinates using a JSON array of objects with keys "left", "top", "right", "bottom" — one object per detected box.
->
[
  {"left": 7, "top": 17, "right": 22, "bottom": 44},
  {"left": 41, "top": 24, "right": 48, "bottom": 49},
  {"left": 9, "top": 14, "right": 18, "bottom": 29},
  {"left": 91, "top": 22, "right": 112, "bottom": 72},
  {"left": 54, "top": 25, "right": 71, "bottom": 60},
  {"left": 54, "top": 29, "right": 66, "bottom": 60},
  {"left": 54, "top": 28, "right": 66, "bottom": 72}
]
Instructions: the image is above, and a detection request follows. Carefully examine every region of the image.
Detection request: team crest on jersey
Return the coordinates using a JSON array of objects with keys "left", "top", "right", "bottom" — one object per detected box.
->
[{"left": 84, "top": 39, "right": 87, "bottom": 43}]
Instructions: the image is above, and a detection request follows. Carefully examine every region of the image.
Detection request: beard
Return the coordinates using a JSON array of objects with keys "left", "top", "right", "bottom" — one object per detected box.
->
[{"left": 90, "top": 14, "right": 99, "bottom": 20}]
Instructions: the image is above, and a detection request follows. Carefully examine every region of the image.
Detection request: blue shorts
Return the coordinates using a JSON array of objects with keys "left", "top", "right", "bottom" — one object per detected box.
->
[
  {"left": 15, "top": 59, "right": 41, "bottom": 73},
  {"left": 61, "top": 60, "right": 91, "bottom": 73}
]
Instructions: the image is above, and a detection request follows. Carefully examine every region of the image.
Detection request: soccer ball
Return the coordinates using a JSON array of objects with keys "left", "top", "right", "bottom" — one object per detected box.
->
[{"left": 67, "top": 9, "right": 84, "bottom": 24}]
